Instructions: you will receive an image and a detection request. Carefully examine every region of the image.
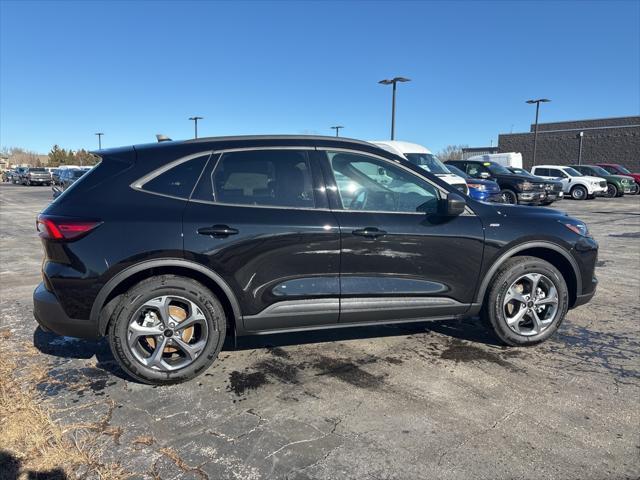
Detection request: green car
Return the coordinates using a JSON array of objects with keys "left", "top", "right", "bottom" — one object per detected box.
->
[{"left": 570, "top": 164, "right": 637, "bottom": 198}]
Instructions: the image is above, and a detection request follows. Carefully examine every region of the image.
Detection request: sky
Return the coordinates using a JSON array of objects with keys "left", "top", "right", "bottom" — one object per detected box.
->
[{"left": 1, "top": 0, "right": 639, "bottom": 154}]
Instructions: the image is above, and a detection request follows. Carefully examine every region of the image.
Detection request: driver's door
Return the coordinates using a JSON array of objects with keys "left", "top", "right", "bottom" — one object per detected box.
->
[{"left": 320, "top": 150, "right": 485, "bottom": 324}]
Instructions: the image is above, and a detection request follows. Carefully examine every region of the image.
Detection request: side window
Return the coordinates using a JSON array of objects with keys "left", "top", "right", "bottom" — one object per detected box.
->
[
  {"left": 328, "top": 151, "right": 440, "bottom": 213},
  {"left": 141, "top": 154, "right": 210, "bottom": 199},
  {"left": 534, "top": 168, "right": 548, "bottom": 176},
  {"left": 206, "top": 150, "right": 315, "bottom": 208},
  {"left": 466, "top": 163, "right": 483, "bottom": 178},
  {"left": 548, "top": 168, "right": 564, "bottom": 178}
]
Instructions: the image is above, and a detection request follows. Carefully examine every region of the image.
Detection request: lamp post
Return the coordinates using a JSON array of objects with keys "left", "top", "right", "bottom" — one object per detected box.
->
[
  {"left": 189, "top": 116, "right": 203, "bottom": 139},
  {"left": 577, "top": 131, "right": 584, "bottom": 165},
  {"left": 526, "top": 98, "right": 550, "bottom": 166},
  {"left": 95, "top": 132, "right": 104, "bottom": 150},
  {"left": 331, "top": 125, "right": 344, "bottom": 137},
  {"left": 379, "top": 77, "right": 411, "bottom": 140}
]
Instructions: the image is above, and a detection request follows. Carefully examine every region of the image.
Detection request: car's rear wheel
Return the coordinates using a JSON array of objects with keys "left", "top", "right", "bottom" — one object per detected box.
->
[
  {"left": 570, "top": 185, "right": 587, "bottom": 200},
  {"left": 606, "top": 183, "right": 618, "bottom": 198},
  {"left": 500, "top": 189, "right": 518, "bottom": 204},
  {"left": 108, "top": 275, "right": 226, "bottom": 384},
  {"left": 482, "top": 256, "right": 568, "bottom": 346}
]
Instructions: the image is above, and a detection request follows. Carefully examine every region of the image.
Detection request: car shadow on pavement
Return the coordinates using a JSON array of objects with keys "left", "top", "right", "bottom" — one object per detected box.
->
[{"left": 31, "top": 317, "right": 501, "bottom": 381}]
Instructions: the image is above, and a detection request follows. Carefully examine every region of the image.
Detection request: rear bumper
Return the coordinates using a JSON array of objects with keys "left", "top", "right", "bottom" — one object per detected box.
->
[{"left": 33, "top": 282, "right": 99, "bottom": 339}]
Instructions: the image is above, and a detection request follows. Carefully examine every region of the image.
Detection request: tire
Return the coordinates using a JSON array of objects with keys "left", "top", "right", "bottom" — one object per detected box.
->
[
  {"left": 481, "top": 256, "right": 569, "bottom": 346},
  {"left": 570, "top": 185, "right": 587, "bottom": 200},
  {"left": 500, "top": 189, "right": 518, "bottom": 205},
  {"left": 606, "top": 183, "right": 618, "bottom": 198},
  {"left": 107, "top": 275, "right": 226, "bottom": 385}
]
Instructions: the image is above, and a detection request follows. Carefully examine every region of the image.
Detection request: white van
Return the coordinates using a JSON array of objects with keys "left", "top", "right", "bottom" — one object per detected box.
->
[
  {"left": 467, "top": 152, "right": 523, "bottom": 169},
  {"left": 370, "top": 140, "right": 469, "bottom": 195}
]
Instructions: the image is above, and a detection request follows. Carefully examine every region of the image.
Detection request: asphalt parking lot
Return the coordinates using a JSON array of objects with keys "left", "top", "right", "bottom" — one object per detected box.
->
[{"left": 0, "top": 182, "right": 638, "bottom": 480}]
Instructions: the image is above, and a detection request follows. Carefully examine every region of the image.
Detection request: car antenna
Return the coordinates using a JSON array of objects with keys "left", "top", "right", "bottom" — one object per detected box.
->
[{"left": 156, "top": 134, "right": 172, "bottom": 142}]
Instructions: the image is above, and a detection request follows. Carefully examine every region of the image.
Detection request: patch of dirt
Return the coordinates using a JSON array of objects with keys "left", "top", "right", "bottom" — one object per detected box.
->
[{"left": 312, "top": 355, "right": 385, "bottom": 389}]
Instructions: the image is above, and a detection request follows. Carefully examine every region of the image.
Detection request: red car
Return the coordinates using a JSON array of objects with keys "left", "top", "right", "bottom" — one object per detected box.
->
[{"left": 596, "top": 163, "right": 640, "bottom": 194}]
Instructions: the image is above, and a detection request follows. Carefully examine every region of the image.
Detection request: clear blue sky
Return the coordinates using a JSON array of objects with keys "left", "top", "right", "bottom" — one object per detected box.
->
[{"left": 1, "top": 0, "right": 638, "bottom": 154}]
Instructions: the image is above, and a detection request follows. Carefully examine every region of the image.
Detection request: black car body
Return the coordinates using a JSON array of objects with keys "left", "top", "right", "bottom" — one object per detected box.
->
[
  {"left": 13, "top": 167, "right": 28, "bottom": 184},
  {"left": 507, "top": 167, "right": 564, "bottom": 205},
  {"left": 447, "top": 160, "right": 547, "bottom": 205},
  {"left": 33, "top": 136, "right": 598, "bottom": 384}
]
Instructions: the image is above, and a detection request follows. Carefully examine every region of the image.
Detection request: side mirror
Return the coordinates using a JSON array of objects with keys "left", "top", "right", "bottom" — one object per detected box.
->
[{"left": 438, "top": 192, "right": 466, "bottom": 216}]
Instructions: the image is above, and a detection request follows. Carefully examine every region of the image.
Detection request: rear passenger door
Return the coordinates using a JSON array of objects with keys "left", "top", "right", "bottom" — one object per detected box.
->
[{"left": 182, "top": 148, "right": 341, "bottom": 333}]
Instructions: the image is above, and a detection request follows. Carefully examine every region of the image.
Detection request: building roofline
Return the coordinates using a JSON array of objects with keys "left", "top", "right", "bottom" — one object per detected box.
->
[
  {"left": 531, "top": 115, "right": 640, "bottom": 127},
  {"left": 500, "top": 123, "right": 640, "bottom": 136}
]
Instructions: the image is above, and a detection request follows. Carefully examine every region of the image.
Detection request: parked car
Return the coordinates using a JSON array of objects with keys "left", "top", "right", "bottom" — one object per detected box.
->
[
  {"left": 570, "top": 164, "right": 637, "bottom": 197},
  {"left": 445, "top": 164, "right": 502, "bottom": 202},
  {"left": 21, "top": 167, "right": 52, "bottom": 186},
  {"left": 2, "top": 170, "right": 12, "bottom": 182},
  {"left": 33, "top": 135, "right": 598, "bottom": 384},
  {"left": 59, "top": 168, "right": 87, "bottom": 190},
  {"left": 531, "top": 165, "right": 607, "bottom": 200},
  {"left": 51, "top": 169, "right": 62, "bottom": 185},
  {"left": 595, "top": 163, "right": 640, "bottom": 194},
  {"left": 371, "top": 141, "right": 469, "bottom": 195},
  {"left": 446, "top": 159, "right": 546, "bottom": 205},
  {"left": 507, "top": 167, "right": 564, "bottom": 206},
  {"left": 13, "top": 167, "right": 28, "bottom": 184}
]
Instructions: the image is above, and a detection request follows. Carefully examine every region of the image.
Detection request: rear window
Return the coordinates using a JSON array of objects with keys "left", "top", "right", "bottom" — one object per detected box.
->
[
  {"left": 140, "top": 154, "right": 210, "bottom": 199},
  {"left": 30, "top": 168, "right": 46, "bottom": 172}
]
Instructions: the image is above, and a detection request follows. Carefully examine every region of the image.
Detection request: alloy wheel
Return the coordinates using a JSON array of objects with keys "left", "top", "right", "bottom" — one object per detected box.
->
[
  {"left": 502, "top": 273, "right": 559, "bottom": 336},
  {"left": 127, "top": 295, "right": 211, "bottom": 371},
  {"left": 606, "top": 184, "right": 617, "bottom": 198},
  {"left": 501, "top": 191, "right": 517, "bottom": 204}
]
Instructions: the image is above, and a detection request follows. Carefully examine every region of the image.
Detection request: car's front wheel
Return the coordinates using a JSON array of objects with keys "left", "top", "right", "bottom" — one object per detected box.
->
[
  {"left": 483, "top": 256, "right": 568, "bottom": 346},
  {"left": 500, "top": 189, "right": 518, "bottom": 204},
  {"left": 570, "top": 185, "right": 587, "bottom": 200},
  {"left": 606, "top": 183, "right": 619, "bottom": 198},
  {"left": 108, "top": 275, "right": 226, "bottom": 384}
]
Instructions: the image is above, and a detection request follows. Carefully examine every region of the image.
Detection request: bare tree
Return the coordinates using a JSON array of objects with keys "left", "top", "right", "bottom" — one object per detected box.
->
[{"left": 437, "top": 144, "right": 468, "bottom": 162}]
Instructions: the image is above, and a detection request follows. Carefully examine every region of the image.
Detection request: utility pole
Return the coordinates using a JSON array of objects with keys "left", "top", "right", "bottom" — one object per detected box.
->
[
  {"left": 379, "top": 77, "right": 411, "bottom": 140},
  {"left": 95, "top": 132, "right": 104, "bottom": 150},
  {"left": 526, "top": 98, "right": 551, "bottom": 166},
  {"left": 331, "top": 126, "right": 344, "bottom": 137},
  {"left": 577, "top": 131, "right": 584, "bottom": 165},
  {"left": 189, "top": 116, "right": 203, "bottom": 139}
]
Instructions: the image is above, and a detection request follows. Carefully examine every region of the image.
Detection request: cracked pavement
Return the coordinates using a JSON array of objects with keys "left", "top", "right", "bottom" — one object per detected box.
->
[{"left": 0, "top": 183, "right": 639, "bottom": 479}]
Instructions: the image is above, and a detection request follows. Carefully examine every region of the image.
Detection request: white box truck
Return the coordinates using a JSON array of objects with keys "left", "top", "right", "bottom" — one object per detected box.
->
[{"left": 467, "top": 152, "right": 523, "bottom": 169}]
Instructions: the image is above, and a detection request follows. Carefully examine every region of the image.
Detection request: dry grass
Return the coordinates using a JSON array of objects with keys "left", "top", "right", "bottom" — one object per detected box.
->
[{"left": 0, "top": 334, "right": 128, "bottom": 479}]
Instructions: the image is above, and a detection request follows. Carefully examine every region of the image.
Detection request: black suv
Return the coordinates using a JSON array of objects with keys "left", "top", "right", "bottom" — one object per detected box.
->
[
  {"left": 447, "top": 160, "right": 547, "bottom": 205},
  {"left": 33, "top": 136, "right": 598, "bottom": 384},
  {"left": 507, "top": 167, "right": 564, "bottom": 206}
]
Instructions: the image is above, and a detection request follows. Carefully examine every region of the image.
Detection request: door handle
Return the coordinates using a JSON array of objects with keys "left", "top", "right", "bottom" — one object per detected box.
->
[
  {"left": 352, "top": 227, "right": 387, "bottom": 238},
  {"left": 197, "top": 224, "right": 239, "bottom": 237}
]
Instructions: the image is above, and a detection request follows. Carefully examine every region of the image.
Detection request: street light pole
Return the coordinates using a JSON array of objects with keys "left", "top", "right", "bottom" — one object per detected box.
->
[
  {"left": 577, "top": 131, "right": 584, "bottom": 165},
  {"left": 189, "top": 116, "right": 203, "bottom": 139},
  {"left": 379, "top": 77, "right": 411, "bottom": 140},
  {"left": 330, "top": 126, "right": 344, "bottom": 137},
  {"left": 95, "top": 132, "right": 104, "bottom": 150},
  {"left": 526, "top": 98, "right": 550, "bottom": 166}
]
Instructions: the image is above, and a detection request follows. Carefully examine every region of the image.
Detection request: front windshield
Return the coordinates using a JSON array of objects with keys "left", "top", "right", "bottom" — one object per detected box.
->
[
  {"left": 616, "top": 165, "right": 631, "bottom": 174},
  {"left": 446, "top": 164, "right": 469, "bottom": 179},
  {"left": 563, "top": 167, "right": 583, "bottom": 177},
  {"left": 486, "top": 163, "right": 511, "bottom": 175},
  {"left": 589, "top": 166, "right": 611, "bottom": 177},
  {"left": 405, "top": 153, "right": 450, "bottom": 175}
]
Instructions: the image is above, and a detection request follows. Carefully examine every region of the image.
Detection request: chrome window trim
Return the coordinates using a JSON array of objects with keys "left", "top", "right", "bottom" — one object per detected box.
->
[{"left": 131, "top": 145, "right": 475, "bottom": 216}]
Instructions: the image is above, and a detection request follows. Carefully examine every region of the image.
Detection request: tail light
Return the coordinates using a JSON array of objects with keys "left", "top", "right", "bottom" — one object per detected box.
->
[{"left": 36, "top": 214, "right": 101, "bottom": 241}]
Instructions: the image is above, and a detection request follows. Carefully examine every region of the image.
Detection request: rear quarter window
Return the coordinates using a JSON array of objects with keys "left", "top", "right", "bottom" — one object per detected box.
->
[{"left": 139, "top": 154, "right": 210, "bottom": 199}]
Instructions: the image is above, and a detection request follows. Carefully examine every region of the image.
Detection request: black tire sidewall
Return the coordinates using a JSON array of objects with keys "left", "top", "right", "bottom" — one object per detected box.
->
[
  {"left": 487, "top": 257, "right": 569, "bottom": 346},
  {"left": 606, "top": 183, "right": 618, "bottom": 198},
  {"left": 108, "top": 276, "right": 226, "bottom": 384},
  {"left": 501, "top": 189, "right": 518, "bottom": 204}
]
